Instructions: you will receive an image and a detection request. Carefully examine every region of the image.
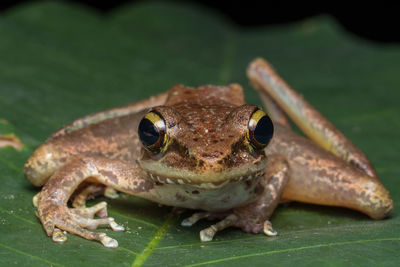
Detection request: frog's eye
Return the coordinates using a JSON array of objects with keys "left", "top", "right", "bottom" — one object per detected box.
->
[
  {"left": 247, "top": 109, "right": 274, "bottom": 149},
  {"left": 138, "top": 111, "right": 167, "bottom": 153}
]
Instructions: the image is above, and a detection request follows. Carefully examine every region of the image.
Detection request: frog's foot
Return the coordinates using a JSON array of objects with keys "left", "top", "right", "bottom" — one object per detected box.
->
[
  {"left": 72, "top": 184, "right": 105, "bottom": 208},
  {"left": 181, "top": 211, "right": 233, "bottom": 241},
  {"left": 181, "top": 212, "right": 213, "bottom": 226},
  {"left": 234, "top": 215, "right": 277, "bottom": 237},
  {"left": 181, "top": 211, "right": 276, "bottom": 242},
  {"left": 104, "top": 187, "right": 119, "bottom": 199},
  {"left": 198, "top": 214, "right": 239, "bottom": 242},
  {"left": 38, "top": 201, "right": 124, "bottom": 248},
  {"left": 70, "top": 201, "right": 110, "bottom": 219},
  {"left": 72, "top": 184, "right": 119, "bottom": 208},
  {"left": 172, "top": 207, "right": 187, "bottom": 216}
]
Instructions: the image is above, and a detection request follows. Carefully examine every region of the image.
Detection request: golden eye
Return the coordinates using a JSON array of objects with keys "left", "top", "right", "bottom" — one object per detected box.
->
[
  {"left": 247, "top": 109, "right": 274, "bottom": 149},
  {"left": 138, "top": 111, "right": 167, "bottom": 153}
]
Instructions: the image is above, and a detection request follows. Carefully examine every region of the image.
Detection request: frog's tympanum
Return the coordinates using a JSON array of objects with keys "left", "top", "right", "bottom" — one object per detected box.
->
[{"left": 24, "top": 58, "right": 393, "bottom": 247}]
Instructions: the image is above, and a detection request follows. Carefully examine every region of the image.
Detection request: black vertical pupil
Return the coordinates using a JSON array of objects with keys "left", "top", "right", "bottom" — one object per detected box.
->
[
  {"left": 138, "top": 118, "right": 160, "bottom": 146},
  {"left": 254, "top": 116, "right": 274, "bottom": 145}
]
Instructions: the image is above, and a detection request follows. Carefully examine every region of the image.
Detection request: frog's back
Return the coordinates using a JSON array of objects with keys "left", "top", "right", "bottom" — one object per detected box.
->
[{"left": 165, "top": 84, "right": 245, "bottom": 106}]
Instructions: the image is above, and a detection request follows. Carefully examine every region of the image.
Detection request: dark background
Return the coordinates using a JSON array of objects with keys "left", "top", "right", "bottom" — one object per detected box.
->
[{"left": 1, "top": 0, "right": 399, "bottom": 43}]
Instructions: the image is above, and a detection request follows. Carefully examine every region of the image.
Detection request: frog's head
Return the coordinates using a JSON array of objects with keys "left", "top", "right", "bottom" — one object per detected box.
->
[{"left": 137, "top": 86, "right": 274, "bottom": 190}]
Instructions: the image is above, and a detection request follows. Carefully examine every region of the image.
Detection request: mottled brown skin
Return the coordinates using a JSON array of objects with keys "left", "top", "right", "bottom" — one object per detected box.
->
[{"left": 24, "top": 58, "right": 393, "bottom": 247}]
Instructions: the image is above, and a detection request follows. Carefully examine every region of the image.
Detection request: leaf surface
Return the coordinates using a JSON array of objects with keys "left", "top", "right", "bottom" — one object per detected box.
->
[{"left": 1, "top": 2, "right": 399, "bottom": 266}]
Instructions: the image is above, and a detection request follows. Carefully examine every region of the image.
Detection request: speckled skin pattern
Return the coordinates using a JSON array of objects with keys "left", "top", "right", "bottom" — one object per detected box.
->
[{"left": 24, "top": 58, "right": 393, "bottom": 247}]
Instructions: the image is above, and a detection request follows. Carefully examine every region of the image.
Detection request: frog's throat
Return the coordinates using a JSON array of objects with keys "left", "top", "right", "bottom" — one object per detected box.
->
[{"left": 139, "top": 158, "right": 267, "bottom": 190}]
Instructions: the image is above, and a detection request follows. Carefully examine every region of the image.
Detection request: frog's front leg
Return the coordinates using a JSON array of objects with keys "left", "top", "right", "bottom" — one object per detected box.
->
[
  {"left": 37, "top": 155, "right": 153, "bottom": 248},
  {"left": 233, "top": 155, "right": 289, "bottom": 235},
  {"left": 182, "top": 155, "right": 289, "bottom": 241}
]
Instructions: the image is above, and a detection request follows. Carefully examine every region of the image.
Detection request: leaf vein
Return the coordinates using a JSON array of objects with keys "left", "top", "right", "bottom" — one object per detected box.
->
[
  {"left": 118, "top": 245, "right": 139, "bottom": 256},
  {"left": 184, "top": 237, "right": 400, "bottom": 266},
  {"left": 0, "top": 156, "right": 23, "bottom": 173},
  {"left": 109, "top": 210, "right": 159, "bottom": 229},
  {"left": 0, "top": 207, "right": 39, "bottom": 225},
  {"left": 156, "top": 222, "right": 400, "bottom": 250},
  {"left": 0, "top": 242, "right": 66, "bottom": 267}
]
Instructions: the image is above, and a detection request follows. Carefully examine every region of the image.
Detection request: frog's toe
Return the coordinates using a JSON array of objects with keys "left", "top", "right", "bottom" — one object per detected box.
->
[
  {"left": 32, "top": 192, "right": 40, "bottom": 208},
  {"left": 181, "top": 212, "right": 211, "bottom": 227},
  {"left": 38, "top": 200, "right": 122, "bottom": 247},
  {"left": 263, "top": 220, "right": 277, "bottom": 236},
  {"left": 71, "top": 201, "right": 108, "bottom": 219},
  {"left": 99, "top": 233, "right": 119, "bottom": 248},
  {"left": 52, "top": 228, "right": 67, "bottom": 243},
  {"left": 59, "top": 220, "right": 119, "bottom": 248},
  {"left": 172, "top": 207, "right": 186, "bottom": 216},
  {"left": 199, "top": 214, "right": 239, "bottom": 242},
  {"left": 104, "top": 187, "right": 119, "bottom": 199},
  {"left": 181, "top": 212, "right": 240, "bottom": 241},
  {"left": 72, "top": 184, "right": 105, "bottom": 208},
  {"left": 234, "top": 216, "right": 277, "bottom": 236},
  {"left": 70, "top": 203, "right": 124, "bottom": 232},
  {"left": 76, "top": 216, "right": 125, "bottom": 232},
  {"left": 71, "top": 185, "right": 118, "bottom": 209},
  {"left": 55, "top": 213, "right": 120, "bottom": 248}
]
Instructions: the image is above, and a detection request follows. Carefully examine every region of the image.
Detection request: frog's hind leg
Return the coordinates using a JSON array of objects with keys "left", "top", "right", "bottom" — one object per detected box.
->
[
  {"left": 257, "top": 89, "right": 291, "bottom": 129},
  {"left": 247, "top": 58, "right": 393, "bottom": 219},
  {"left": 247, "top": 58, "right": 376, "bottom": 178}
]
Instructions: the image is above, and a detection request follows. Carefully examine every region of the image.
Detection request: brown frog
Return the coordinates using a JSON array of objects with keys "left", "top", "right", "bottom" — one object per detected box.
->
[{"left": 24, "top": 58, "right": 393, "bottom": 248}]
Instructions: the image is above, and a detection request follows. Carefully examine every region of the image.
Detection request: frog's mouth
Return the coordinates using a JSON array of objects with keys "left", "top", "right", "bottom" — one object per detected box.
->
[{"left": 139, "top": 158, "right": 267, "bottom": 190}]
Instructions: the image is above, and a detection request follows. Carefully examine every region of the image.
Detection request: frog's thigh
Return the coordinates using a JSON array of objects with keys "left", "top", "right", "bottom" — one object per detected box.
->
[
  {"left": 253, "top": 81, "right": 291, "bottom": 128},
  {"left": 281, "top": 149, "right": 393, "bottom": 220}
]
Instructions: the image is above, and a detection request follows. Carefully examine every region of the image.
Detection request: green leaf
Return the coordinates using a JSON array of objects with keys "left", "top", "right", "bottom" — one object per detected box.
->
[{"left": 1, "top": 2, "right": 399, "bottom": 266}]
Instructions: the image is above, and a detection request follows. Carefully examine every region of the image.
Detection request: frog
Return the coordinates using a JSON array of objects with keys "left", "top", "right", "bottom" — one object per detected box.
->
[{"left": 24, "top": 58, "right": 393, "bottom": 248}]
